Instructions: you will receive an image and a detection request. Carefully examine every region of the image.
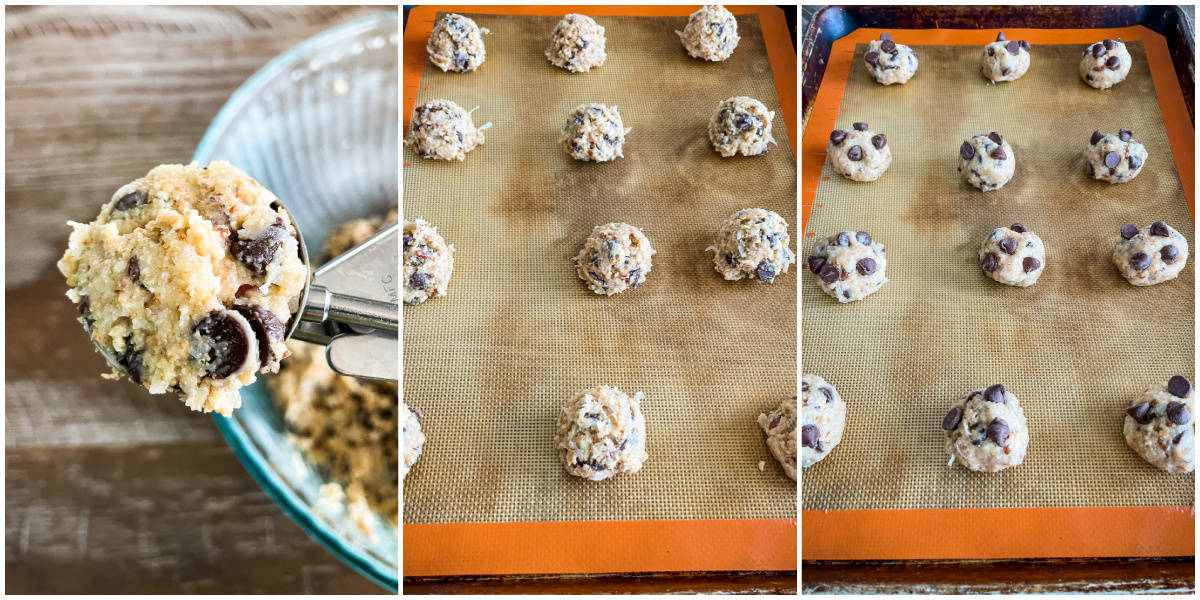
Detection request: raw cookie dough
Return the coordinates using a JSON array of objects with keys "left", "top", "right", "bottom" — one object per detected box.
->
[
  {"left": 958, "top": 131, "right": 1015, "bottom": 192},
  {"left": 676, "top": 4, "right": 740, "bottom": 62},
  {"left": 402, "top": 402, "right": 426, "bottom": 479},
  {"left": 1113, "top": 220, "right": 1189, "bottom": 286},
  {"left": 806, "top": 230, "right": 888, "bottom": 303},
  {"left": 979, "top": 223, "right": 1046, "bottom": 287},
  {"left": 863, "top": 32, "right": 918, "bottom": 85},
  {"left": 827, "top": 121, "right": 892, "bottom": 181},
  {"left": 707, "top": 208, "right": 795, "bottom": 283},
  {"left": 709, "top": 96, "right": 776, "bottom": 157},
  {"left": 759, "top": 395, "right": 798, "bottom": 479},
  {"left": 270, "top": 213, "right": 400, "bottom": 534},
  {"left": 560, "top": 103, "right": 630, "bottom": 162},
  {"left": 426, "top": 13, "right": 488, "bottom": 73},
  {"left": 406, "top": 99, "right": 487, "bottom": 161},
  {"left": 942, "top": 384, "right": 1030, "bottom": 472},
  {"left": 1079, "top": 37, "right": 1131, "bottom": 89},
  {"left": 573, "top": 222, "right": 655, "bottom": 296},
  {"left": 403, "top": 218, "right": 455, "bottom": 304},
  {"left": 555, "top": 385, "right": 648, "bottom": 481},
  {"left": 1085, "top": 128, "right": 1147, "bottom": 183},
  {"left": 545, "top": 13, "right": 607, "bottom": 72},
  {"left": 58, "top": 162, "right": 306, "bottom": 416},
  {"left": 1124, "top": 375, "right": 1195, "bottom": 474},
  {"left": 800, "top": 374, "right": 846, "bottom": 468},
  {"left": 979, "top": 31, "right": 1031, "bottom": 83}
]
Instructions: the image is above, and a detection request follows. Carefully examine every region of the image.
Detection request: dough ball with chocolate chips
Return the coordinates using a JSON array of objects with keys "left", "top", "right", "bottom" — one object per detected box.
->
[
  {"left": 1112, "top": 220, "right": 1188, "bottom": 286},
  {"left": 402, "top": 402, "right": 426, "bottom": 480},
  {"left": 573, "top": 223, "right": 655, "bottom": 296},
  {"left": 806, "top": 230, "right": 888, "bottom": 303},
  {"left": 979, "top": 223, "right": 1046, "bottom": 287},
  {"left": 676, "top": 4, "right": 740, "bottom": 62},
  {"left": 979, "top": 31, "right": 1031, "bottom": 83},
  {"left": 759, "top": 395, "right": 797, "bottom": 479},
  {"left": 707, "top": 208, "right": 795, "bottom": 284},
  {"left": 708, "top": 96, "right": 776, "bottom": 157},
  {"left": 403, "top": 218, "right": 455, "bottom": 305},
  {"left": 545, "top": 13, "right": 607, "bottom": 73},
  {"left": 1124, "top": 376, "right": 1195, "bottom": 473},
  {"left": 942, "top": 384, "right": 1030, "bottom": 472},
  {"left": 406, "top": 99, "right": 487, "bottom": 161},
  {"left": 1079, "top": 37, "right": 1131, "bottom": 89},
  {"left": 1085, "top": 128, "right": 1147, "bottom": 183},
  {"left": 800, "top": 374, "right": 846, "bottom": 468},
  {"left": 560, "top": 103, "right": 630, "bottom": 162},
  {"left": 426, "top": 13, "right": 488, "bottom": 73},
  {"left": 958, "top": 131, "right": 1015, "bottom": 191},
  {"left": 555, "top": 386, "right": 648, "bottom": 481},
  {"left": 827, "top": 121, "right": 892, "bottom": 181},
  {"left": 863, "top": 32, "right": 918, "bottom": 85}
]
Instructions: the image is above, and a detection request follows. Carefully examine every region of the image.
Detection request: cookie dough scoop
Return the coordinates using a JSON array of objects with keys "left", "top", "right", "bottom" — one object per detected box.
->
[
  {"left": 980, "top": 31, "right": 1031, "bottom": 83},
  {"left": 1124, "top": 376, "right": 1195, "bottom": 473},
  {"left": 1080, "top": 37, "right": 1131, "bottom": 89},
  {"left": 827, "top": 121, "right": 891, "bottom": 181},
  {"left": 942, "top": 384, "right": 1030, "bottom": 472},
  {"left": 979, "top": 223, "right": 1046, "bottom": 287},
  {"left": 1113, "top": 220, "right": 1189, "bottom": 286},
  {"left": 800, "top": 374, "right": 846, "bottom": 468},
  {"left": 545, "top": 13, "right": 607, "bottom": 72},
  {"left": 958, "top": 131, "right": 1015, "bottom": 191},
  {"left": 676, "top": 4, "right": 740, "bottom": 61},
  {"left": 426, "top": 13, "right": 488, "bottom": 73},
  {"left": 863, "top": 32, "right": 918, "bottom": 85},
  {"left": 1085, "top": 128, "right": 1147, "bottom": 183}
]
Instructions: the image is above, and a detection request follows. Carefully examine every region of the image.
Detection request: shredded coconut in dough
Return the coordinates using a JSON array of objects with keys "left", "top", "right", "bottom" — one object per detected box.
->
[
  {"left": 406, "top": 99, "right": 488, "bottom": 161},
  {"left": 707, "top": 208, "right": 794, "bottom": 283},
  {"left": 560, "top": 103, "right": 630, "bottom": 162},
  {"left": 573, "top": 222, "right": 655, "bottom": 296},
  {"left": 708, "top": 96, "right": 775, "bottom": 157},
  {"left": 555, "top": 386, "right": 648, "bottom": 481},
  {"left": 545, "top": 13, "right": 607, "bottom": 73},
  {"left": 426, "top": 13, "right": 488, "bottom": 73},
  {"left": 676, "top": 5, "right": 740, "bottom": 61}
]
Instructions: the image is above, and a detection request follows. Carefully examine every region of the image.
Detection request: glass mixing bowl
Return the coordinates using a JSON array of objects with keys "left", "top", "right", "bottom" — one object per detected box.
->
[{"left": 192, "top": 12, "right": 398, "bottom": 591}]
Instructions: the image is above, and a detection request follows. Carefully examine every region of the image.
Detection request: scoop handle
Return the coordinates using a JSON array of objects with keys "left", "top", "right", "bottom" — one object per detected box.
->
[{"left": 300, "top": 284, "right": 398, "bottom": 332}]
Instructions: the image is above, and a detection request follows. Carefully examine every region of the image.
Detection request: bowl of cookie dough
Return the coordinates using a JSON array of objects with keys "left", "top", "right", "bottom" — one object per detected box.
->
[{"left": 192, "top": 12, "right": 399, "bottom": 590}]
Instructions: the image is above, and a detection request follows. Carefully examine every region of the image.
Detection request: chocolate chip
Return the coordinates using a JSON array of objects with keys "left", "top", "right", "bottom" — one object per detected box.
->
[
  {"left": 756, "top": 261, "right": 777, "bottom": 282},
  {"left": 1168, "top": 375, "right": 1191, "bottom": 398},
  {"left": 1020, "top": 40, "right": 1031, "bottom": 51},
  {"left": 629, "top": 268, "right": 642, "bottom": 287},
  {"left": 1106, "top": 55, "right": 1120, "bottom": 70},
  {"left": 981, "top": 252, "right": 999, "bottom": 272},
  {"left": 193, "top": 310, "right": 254, "bottom": 379},
  {"left": 1129, "top": 252, "right": 1151, "bottom": 271},
  {"left": 819, "top": 265, "right": 840, "bottom": 284},
  {"left": 821, "top": 387, "right": 834, "bottom": 403},
  {"left": 1173, "top": 431, "right": 1187, "bottom": 444},
  {"left": 1022, "top": 256, "right": 1041, "bottom": 273},
  {"left": 127, "top": 256, "right": 142, "bottom": 287},
  {"left": 871, "top": 133, "right": 887, "bottom": 150},
  {"left": 233, "top": 304, "right": 285, "bottom": 367},
  {"left": 1128, "top": 154, "right": 1142, "bottom": 170},
  {"left": 995, "top": 31, "right": 1006, "bottom": 42},
  {"left": 1161, "top": 244, "right": 1180, "bottom": 264},
  {"left": 847, "top": 145, "right": 864, "bottom": 161},
  {"left": 856, "top": 231, "right": 872, "bottom": 245},
  {"left": 1167, "top": 402, "right": 1191, "bottom": 425},
  {"left": 1103, "top": 38, "right": 1117, "bottom": 51},
  {"left": 988, "top": 47, "right": 995, "bottom": 57},
  {"left": 1119, "top": 128, "right": 1133, "bottom": 142},
  {"left": 984, "top": 384, "right": 1006, "bottom": 404},
  {"left": 1150, "top": 221, "right": 1170, "bottom": 237},
  {"left": 1091, "top": 130, "right": 1104, "bottom": 145},
  {"left": 113, "top": 190, "right": 148, "bottom": 212},
  {"left": 988, "top": 132, "right": 1003, "bottom": 145},
  {"left": 410, "top": 271, "right": 431, "bottom": 290},
  {"left": 836, "top": 232, "right": 850, "bottom": 246},
  {"left": 1120, "top": 224, "right": 1139, "bottom": 240},
  {"left": 880, "top": 39, "right": 896, "bottom": 54},
  {"left": 1092, "top": 43, "right": 1104, "bottom": 58},
  {"left": 1127, "top": 402, "right": 1152, "bottom": 424},
  {"left": 802, "top": 381, "right": 810, "bottom": 392},
  {"left": 853, "top": 122, "right": 869, "bottom": 131},
  {"left": 856, "top": 258, "right": 877, "bottom": 275},
  {"left": 880, "top": 32, "right": 892, "bottom": 42},
  {"left": 999, "top": 237, "right": 1017, "bottom": 255},
  {"left": 986, "top": 418, "right": 1010, "bottom": 447},
  {"left": 78, "top": 295, "right": 91, "bottom": 316},
  {"left": 403, "top": 233, "right": 414, "bottom": 250},
  {"left": 942, "top": 407, "right": 964, "bottom": 431},
  {"left": 734, "top": 113, "right": 754, "bottom": 132},
  {"left": 830, "top": 129, "right": 847, "bottom": 145},
  {"left": 960, "top": 141, "right": 975, "bottom": 160},
  {"left": 865, "top": 51, "right": 879, "bottom": 66},
  {"left": 454, "top": 53, "right": 470, "bottom": 70},
  {"left": 1000, "top": 67, "right": 1010, "bottom": 76},
  {"left": 1010, "top": 223, "right": 1027, "bottom": 233},
  {"left": 1006, "top": 40, "right": 1019, "bottom": 55},
  {"left": 1104, "top": 151, "right": 1120, "bottom": 170},
  {"left": 801, "top": 424, "right": 820, "bottom": 448},
  {"left": 808, "top": 255, "right": 826, "bottom": 274},
  {"left": 231, "top": 223, "right": 288, "bottom": 277},
  {"left": 990, "top": 147, "right": 1006, "bottom": 160}
]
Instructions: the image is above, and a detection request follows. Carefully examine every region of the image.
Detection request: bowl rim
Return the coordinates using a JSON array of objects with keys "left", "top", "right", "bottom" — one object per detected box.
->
[{"left": 192, "top": 10, "right": 399, "bottom": 592}]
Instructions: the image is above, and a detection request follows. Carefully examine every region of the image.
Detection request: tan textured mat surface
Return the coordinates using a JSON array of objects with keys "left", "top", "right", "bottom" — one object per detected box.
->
[
  {"left": 404, "top": 12, "right": 797, "bottom": 524},
  {"left": 803, "top": 41, "right": 1195, "bottom": 510}
]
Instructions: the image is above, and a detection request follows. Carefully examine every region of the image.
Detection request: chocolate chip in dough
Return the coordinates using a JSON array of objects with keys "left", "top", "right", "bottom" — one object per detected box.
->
[
  {"left": 1168, "top": 375, "right": 1192, "bottom": 398},
  {"left": 1167, "top": 401, "right": 1191, "bottom": 425},
  {"left": 1128, "top": 154, "right": 1142, "bottom": 170},
  {"left": 830, "top": 129, "right": 847, "bottom": 145},
  {"left": 986, "top": 418, "right": 1010, "bottom": 446},
  {"left": 999, "top": 237, "right": 1017, "bottom": 254},
  {"left": 1127, "top": 402, "right": 1151, "bottom": 424},
  {"left": 988, "top": 132, "right": 1004, "bottom": 145},
  {"left": 880, "top": 39, "right": 896, "bottom": 54},
  {"left": 980, "top": 252, "right": 999, "bottom": 272},
  {"left": 880, "top": 32, "right": 893, "bottom": 42},
  {"left": 871, "top": 133, "right": 887, "bottom": 150},
  {"left": 1010, "top": 223, "right": 1027, "bottom": 233},
  {"left": 960, "top": 141, "right": 976, "bottom": 160},
  {"left": 819, "top": 265, "right": 840, "bottom": 284},
  {"left": 984, "top": 384, "right": 1007, "bottom": 404},
  {"left": 847, "top": 145, "right": 864, "bottom": 161},
  {"left": 231, "top": 223, "right": 289, "bottom": 278},
  {"left": 193, "top": 310, "right": 254, "bottom": 379},
  {"left": 821, "top": 387, "right": 834, "bottom": 403},
  {"left": 233, "top": 304, "right": 285, "bottom": 367},
  {"left": 1129, "top": 252, "right": 1151, "bottom": 271},
  {"left": 836, "top": 232, "right": 851, "bottom": 246},
  {"left": 856, "top": 257, "right": 877, "bottom": 275},
  {"left": 756, "top": 261, "right": 777, "bottom": 282},
  {"left": 995, "top": 31, "right": 1006, "bottom": 42},
  {"left": 801, "top": 424, "right": 820, "bottom": 448},
  {"left": 1006, "top": 40, "right": 1020, "bottom": 55},
  {"left": 1161, "top": 244, "right": 1180, "bottom": 264},
  {"left": 1091, "top": 130, "right": 1104, "bottom": 145},
  {"left": 990, "top": 147, "right": 1006, "bottom": 160},
  {"left": 1104, "top": 151, "right": 1120, "bottom": 170},
  {"left": 1106, "top": 55, "right": 1121, "bottom": 70},
  {"left": 1092, "top": 43, "right": 1105, "bottom": 58},
  {"left": 942, "top": 407, "right": 963, "bottom": 430},
  {"left": 1020, "top": 40, "right": 1031, "bottom": 50},
  {"left": 865, "top": 51, "right": 879, "bottom": 66},
  {"left": 113, "top": 190, "right": 148, "bottom": 212},
  {"left": 856, "top": 231, "right": 872, "bottom": 245},
  {"left": 853, "top": 122, "right": 869, "bottom": 131},
  {"left": 808, "top": 255, "right": 826, "bottom": 274},
  {"left": 1120, "top": 224, "right": 1139, "bottom": 240},
  {"left": 1103, "top": 38, "right": 1117, "bottom": 51},
  {"left": 1022, "top": 257, "right": 1041, "bottom": 273},
  {"left": 1119, "top": 128, "right": 1133, "bottom": 142},
  {"left": 1150, "top": 221, "right": 1170, "bottom": 237}
]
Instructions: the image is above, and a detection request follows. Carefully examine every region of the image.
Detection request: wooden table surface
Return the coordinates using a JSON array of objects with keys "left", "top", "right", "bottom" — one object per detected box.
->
[{"left": 4, "top": 5, "right": 390, "bottom": 594}]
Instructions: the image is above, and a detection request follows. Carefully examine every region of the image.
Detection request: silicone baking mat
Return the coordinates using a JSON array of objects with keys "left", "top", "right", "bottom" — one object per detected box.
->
[
  {"left": 802, "top": 26, "right": 1194, "bottom": 560},
  {"left": 402, "top": 5, "right": 797, "bottom": 576}
]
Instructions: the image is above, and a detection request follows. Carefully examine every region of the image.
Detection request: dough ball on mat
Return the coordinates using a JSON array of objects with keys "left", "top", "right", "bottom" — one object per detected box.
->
[
  {"left": 555, "top": 386, "right": 648, "bottom": 481},
  {"left": 800, "top": 374, "right": 846, "bottom": 469},
  {"left": 827, "top": 121, "right": 891, "bottom": 181},
  {"left": 545, "top": 13, "right": 607, "bottom": 73},
  {"left": 426, "top": 13, "right": 488, "bottom": 73},
  {"left": 942, "top": 384, "right": 1029, "bottom": 473},
  {"left": 1085, "top": 128, "right": 1147, "bottom": 183},
  {"left": 1112, "top": 220, "right": 1188, "bottom": 286},
  {"left": 403, "top": 403, "right": 426, "bottom": 480},
  {"left": 979, "top": 31, "right": 1031, "bottom": 83},
  {"left": 1125, "top": 376, "right": 1195, "bottom": 474},
  {"left": 560, "top": 103, "right": 630, "bottom": 162},
  {"left": 573, "top": 222, "right": 655, "bottom": 296},
  {"left": 707, "top": 208, "right": 795, "bottom": 283},
  {"left": 806, "top": 230, "right": 888, "bottom": 303},
  {"left": 708, "top": 96, "right": 776, "bottom": 157},
  {"left": 1079, "top": 37, "right": 1131, "bottom": 89},
  {"left": 863, "top": 32, "right": 918, "bottom": 85},
  {"left": 958, "top": 131, "right": 1015, "bottom": 192},
  {"left": 979, "top": 223, "right": 1046, "bottom": 287},
  {"left": 403, "top": 218, "right": 455, "bottom": 305},
  {"left": 759, "top": 395, "right": 798, "bottom": 479},
  {"left": 406, "top": 99, "right": 487, "bottom": 161},
  {"left": 676, "top": 4, "right": 740, "bottom": 62}
]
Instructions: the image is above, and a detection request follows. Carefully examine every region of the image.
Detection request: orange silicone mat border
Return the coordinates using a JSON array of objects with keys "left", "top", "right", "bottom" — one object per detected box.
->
[
  {"left": 801, "top": 25, "right": 1195, "bottom": 561},
  {"left": 402, "top": 5, "right": 798, "bottom": 577},
  {"left": 801, "top": 25, "right": 1196, "bottom": 232}
]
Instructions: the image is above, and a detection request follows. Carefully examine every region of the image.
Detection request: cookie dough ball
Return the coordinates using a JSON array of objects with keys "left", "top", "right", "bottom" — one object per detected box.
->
[
  {"left": 708, "top": 96, "right": 775, "bottom": 157},
  {"left": 980, "top": 31, "right": 1031, "bottom": 83},
  {"left": 426, "top": 13, "right": 487, "bottom": 73},
  {"left": 57, "top": 162, "right": 306, "bottom": 416},
  {"left": 402, "top": 403, "right": 426, "bottom": 480},
  {"left": 942, "top": 384, "right": 1030, "bottom": 472},
  {"left": 1085, "top": 129, "right": 1147, "bottom": 183},
  {"left": 573, "top": 223, "right": 655, "bottom": 296},
  {"left": 863, "top": 32, "right": 918, "bottom": 85},
  {"left": 676, "top": 4, "right": 740, "bottom": 62},
  {"left": 406, "top": 100, "right": 487, "bottom": 161},
  {"left": 1113, "top": 220, "right": 1189, "bottom": 286},
  {"left": 979, "top": 223, "right": 1046, "bottom": 287},
  {"left": 958, "top": 132, "right": 1015, "bottom": 192},
  {"left": 560, "top": 103, "right": 630, "bottom": 162},
  {"left": 403, "top": 218, "right": 455, "bottom": 305},
  {"left": 759, "top": 395, "right": 797, "bottom": 479},
  {"left": 827, "top": 122, "right": 891, "bottom": 181},
  {"left": 800, "top": 374, "right": 846, "bottom": 468},
  {"left": 545, "top": 14, "right": 606, "bottom": 72},
  {"left": 805, "top": 231, "right": 888, "bottom": 303},
  {"left": 1125, "top": 376, "right": 1195, "bottom": 474},
  {"left": 555, "top": 386, "right": 648, "bottom": 481},
  {"left": 707, "top": 208, "right": 795, "bottom": 283},
  {"left": 1080, "top": 38, "right": 1131, "bottom": 89}
]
